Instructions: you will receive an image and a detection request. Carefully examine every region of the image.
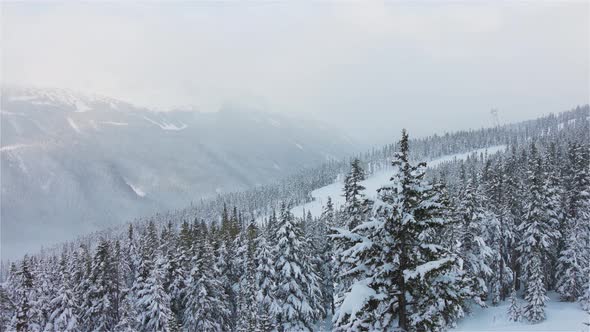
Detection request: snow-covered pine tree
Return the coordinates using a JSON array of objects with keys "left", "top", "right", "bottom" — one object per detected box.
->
[
  {"left": 255, "top": 224, "right": 278, "bottom": 332},
  {"left": 318, "top": 198, "right": 336, "bottom": 318},
  {"left": 518, "top": 143, "right": 560, "bottom": 323},
  {"left": 523, "top": 256, "right": 548, "bottom": 323},
  {"left": 214, "top": 240, "right": 236, "bottom": 330},
  {"left": 183, "top": 236, "right": 230, "bottom": 331},
  {"left": 10, "top": 256, "right": 34, "bottom": 332},
  {"left": 0, "top": 263, "right": 17, "bottom": 332},
  {"left": 484, "top": 157, "right": 514, "bottom": 304},
  {"left": 504, "top": 145, "right": 528, "bottom": 291},
  {"left": 113, "top": 292, "right": 139, "bottom": 332},
  {"left": 556, "top": 142, "right": 590, "bottom": 306},
  {"left": 507, "top": 289, "right": 521, "bottom": 322},
  {"left": 136, "top": 256, "right": 173, "bottom": 332},
  {"left": 32, "top": 256, "right": 58, "bottom": 330},
  {"left": 45, "top": 252, "right": 79, "bottom": 332},
  {"left": 121, "top": 224, "right": 140, "bottom": 289},
  {"left": 335, "top": 130, "right": 466, "bottom": 331},
  {"left": 300, "top": 217, "right": 325, "bottom": 324},
  {"left": 85, "top": 239, "right": 118, "bottom": 331},
  {"left": 0, "top": 283, "right": 14, "bottom": 332},
  {"left": 274, "top": 202, "right": 316, "bottom": 331},
  {"left": 236, "top": 222, "right": 259, "bottom": 332},
  {"left": 542, "top": 142, "right": 564, "bottom": 290},
  {"left": 456, "top": 167, "right": 493, "bottom": 306},
  {"left": 332, "top": 159, "right": 372, "bottom": 311},
  {"left": 72, "top": 245, "right": 92, "bottom": 329},
  {"left": 343, "top": 158, "right": 370, "bottom": 230}
]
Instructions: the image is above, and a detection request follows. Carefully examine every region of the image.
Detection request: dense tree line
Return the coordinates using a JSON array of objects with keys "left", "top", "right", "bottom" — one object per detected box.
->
[{"left": 0, "top": 107, "right": 588, "bottom": 331}]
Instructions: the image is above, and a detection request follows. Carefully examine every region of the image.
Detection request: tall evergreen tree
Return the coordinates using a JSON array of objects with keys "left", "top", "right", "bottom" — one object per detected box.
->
[
  {"left": 136, "top": 256, "right": 173, "bottom": 332},
  {"left": 556, "top": 142, "right": 590, "bottom": 306},
  {"left": 45, "top": 252, "right": 79, "bottom": 332},
  {"left": 274, "top": 203, "right": 316, "bottom": 331},
  {"left": 518, "top": 144, "right": 560, "bottom": 322},
  {"left": 183, "top": 237, "right": 230, "bottom": 331},
  {"left": 85, "top": 239, "right": 118, "bottom": 331},
  {"left": 255, "top": 225, "right": 278, "bottom": 331},
  {"left": 456, "top": 169, "right": 493, "bottom": 306},
  {"left": 11, "top": 256, "right": 34, "bottom": 332},
  {"left": 335, "top": 130, "right": 466, "bottom": 331}
]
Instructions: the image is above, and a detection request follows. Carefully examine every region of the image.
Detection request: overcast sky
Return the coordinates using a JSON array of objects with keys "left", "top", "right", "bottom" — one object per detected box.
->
[{"left": 2, "top": 1, "right": 588, "bottom": 144}]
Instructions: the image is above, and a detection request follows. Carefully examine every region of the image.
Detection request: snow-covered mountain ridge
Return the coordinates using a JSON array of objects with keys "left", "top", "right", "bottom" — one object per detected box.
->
[{"left": 1, "top": 86, "right": 358, "bottom": 259}]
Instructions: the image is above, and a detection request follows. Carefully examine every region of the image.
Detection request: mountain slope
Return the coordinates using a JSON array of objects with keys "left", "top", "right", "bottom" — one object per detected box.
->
[{"left": 0, "top": 86, "right": 357, "bottom": 258}]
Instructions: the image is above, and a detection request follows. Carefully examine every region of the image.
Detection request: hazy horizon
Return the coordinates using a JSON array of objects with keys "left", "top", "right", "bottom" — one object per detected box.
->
[{"left": 2, "top": 1, "right": 589, "bottom": 143}]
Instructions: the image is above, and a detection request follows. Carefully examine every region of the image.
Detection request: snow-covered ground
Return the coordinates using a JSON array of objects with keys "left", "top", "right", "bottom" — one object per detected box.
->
[
  {"left": 451, "top": 292, "right": 588, "bottom": 332},
  {"left": 291, "top": 145, "right": 507, "bottom": 219}
]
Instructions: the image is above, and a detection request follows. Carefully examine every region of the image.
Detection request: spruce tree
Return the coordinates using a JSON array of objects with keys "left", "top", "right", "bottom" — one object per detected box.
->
[
  {"left": 335, "top": 130, "right": 466, "bottom": 331},
  {"left": 85, "top": 239, "right": 117, "bottom": 331},
  {"left": 332, "top": 160, "right": 372, "bottom": 311},
  {"left": 517, "top": 144, "right": 559, "bottom": 322},
  {"left": 255, "top": 225, "right": 278, "bottom": 331},
  {"left": 507, "top": 289, "right": 521, "bottom": 322},
  {"left": 136, "top": 256, "right": 173, "bottom": 332},
  {"left": 456, "top": 169, "right": 493, "bottom": 306},
  {"left": 274, "top": 202, "right": 316, "bottom": 331},
  {"left": 12, "top": 256, "right": 34, "bottom": 332},
  {"left": 556, "top": 142, "right": 590, "bottom": 305},
  {"left": 183, "top": 238, "right": 230, "bottom": 331},
  {"left": 45, "top": 252, "right": 79, "bottom": 332}
]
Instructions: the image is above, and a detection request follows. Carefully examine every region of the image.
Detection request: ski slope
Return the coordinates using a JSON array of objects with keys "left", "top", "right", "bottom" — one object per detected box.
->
[{"left": 291, "top": 145, "right": 506, "bottom": 219}]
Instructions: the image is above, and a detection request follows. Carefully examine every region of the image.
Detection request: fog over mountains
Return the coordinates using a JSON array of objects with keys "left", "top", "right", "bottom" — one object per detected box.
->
[{"left": 0, "top": 86, "right": 357, "bottom": 259}]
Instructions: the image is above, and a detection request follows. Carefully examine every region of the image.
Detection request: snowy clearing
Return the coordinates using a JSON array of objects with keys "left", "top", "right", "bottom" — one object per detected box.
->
[
  {"left": 291, "top": 145, "right": 506, "bottom": 219},
  {"left": 451, "top": 292, "right": 588, "bottom": 332}
]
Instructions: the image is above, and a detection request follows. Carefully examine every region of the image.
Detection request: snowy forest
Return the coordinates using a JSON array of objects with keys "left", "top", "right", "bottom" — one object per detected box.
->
[{"left": 0, "top": 106, "right": 588, "bottom": 331}]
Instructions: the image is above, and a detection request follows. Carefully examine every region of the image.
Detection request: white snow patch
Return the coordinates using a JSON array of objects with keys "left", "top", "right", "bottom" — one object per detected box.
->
[
  {"left": 428, "top": 145, "right": 506, "bottom": 168},
  {"left": 404, "top": 257, "right": 454, "bottom": 281},
  {"left": 161, "top": 122, "right": 187, "bottom": 131},
  {"left": 451, "top": 292, "right": 588, "bottom": 331},
  {"left": 268, "top": 118, "right": 281, "bottom": 128},
  {"left": 142, "top": 116, "right": 187, "bottom": 131},
  {"left": 125, "top": 180, "right": 146, "bottom": 197},
  {"left": 74, "top": 101, "right": 91, "bottom": 113},
  {"left": 0, "top": 144, "right": 38, "bottom": 153},
  {"left": 101, "top": 121, "right": 129, "bottom": 126},
  {"left": 338, "top": 279, "right": 377, "bottom": 322},
  {"left": 67, "top": 117, "right": 81, "bottom": 133}
]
